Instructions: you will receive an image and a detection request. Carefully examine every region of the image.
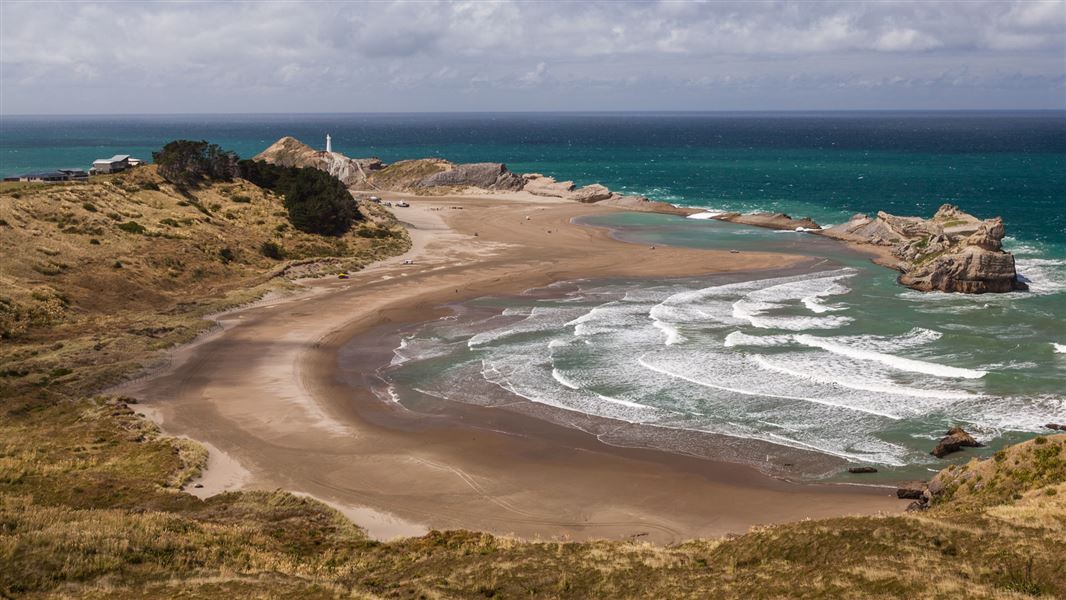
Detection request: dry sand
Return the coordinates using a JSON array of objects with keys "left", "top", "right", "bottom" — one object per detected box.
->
[{"left": 118, "top": 193, "right": 907, "bottom": 543}]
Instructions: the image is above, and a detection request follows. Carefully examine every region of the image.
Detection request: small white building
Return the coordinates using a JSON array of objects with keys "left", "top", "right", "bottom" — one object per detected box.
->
[{"left": 91, "top": 154, "right": 131, "bottom": 174}]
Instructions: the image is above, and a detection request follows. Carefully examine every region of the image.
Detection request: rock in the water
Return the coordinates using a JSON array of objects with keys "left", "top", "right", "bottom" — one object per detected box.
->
[
  {"left": 931, "top": 426, "right": 983, "bottom": 458},
  {"left": 417, "top": 162, "right": 524, "bottom": 191},
  {"left": 714, "top": 212, "right": 821, "bottom": 231},
  {"left": 1045, "top": 423, "right": 1065, "bottom": 431},
  {"left": 896, "top": 481, "right": 927, "bottom": 499},
  {"left": 820, "top": 204, "right": 1026, "bottom": 294},
  {"left": 848, "top": 466, "right": 878, "bottom": 474}
]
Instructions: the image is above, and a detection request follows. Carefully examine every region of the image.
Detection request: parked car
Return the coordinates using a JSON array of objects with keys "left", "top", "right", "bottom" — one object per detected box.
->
[{"left": 395, "top": 201, "right": 410, "bottom": 208}]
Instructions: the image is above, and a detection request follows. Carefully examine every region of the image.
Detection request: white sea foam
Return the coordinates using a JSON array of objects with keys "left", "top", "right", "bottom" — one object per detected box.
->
[
  {"left": 1014, "top": 257, "right": 1066, "bottom": 294},
  {"left": 468, "top": 306, "right": 585, "bottom": 348},
  {"left": 593, "top": 392, "right": 649, "bottom": 410},
  {"left": 842, "top": 328, "right": 943, "bottom": 353},
  {"left": 723, "top": 331, "right": 791, "bottom": 347},
  {"left": 731, "top": 270, "right": 855, "bottom": 330},
  {"left": 390, "top": 258, "right": 1060, "bottom": 469},
  {"left": 636, "top": 353, "right": 903, "bottom": 419},
  {"left": 652, "top": 319, "right": 687, "bottom": 345},
  {"left": 686, "top": 212, "right": 723, "bottom": 220},
  {"left": 752, "top": 354, "right": 976, "bottom": 400},
  {"left": 802, "top": 295, "right": 844, "bottom": 313},
  {"left": 551, "top": 368, "right": 580, "bottom": 389},
  {"left": 794, "top": 334, "right": 987, "bottom": 379}
]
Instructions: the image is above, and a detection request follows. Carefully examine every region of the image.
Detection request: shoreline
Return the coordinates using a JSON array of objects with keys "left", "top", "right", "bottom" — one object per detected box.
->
[
  {"left": 116, "top": 193, "right": 908, "bottom": 543},
  {"left": 346, "top": 265, "right": 873, "bottom": 483}
]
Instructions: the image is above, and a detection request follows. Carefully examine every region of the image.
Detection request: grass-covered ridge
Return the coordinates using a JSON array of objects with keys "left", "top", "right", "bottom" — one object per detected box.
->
[{"left": 1, "top": 166, "right": 1064, "bottom": 598}]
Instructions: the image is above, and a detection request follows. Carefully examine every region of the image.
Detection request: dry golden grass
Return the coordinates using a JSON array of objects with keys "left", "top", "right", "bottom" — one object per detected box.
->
[
  {"left": 1, "top": 170, "right": 1064, "bottom": 598},
  {"left": 358, "top": 159, "right": 448, "bottom": 192}
]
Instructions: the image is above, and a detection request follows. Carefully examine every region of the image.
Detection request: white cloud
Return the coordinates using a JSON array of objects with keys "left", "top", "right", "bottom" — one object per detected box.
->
[{"left": 0, "top": 0, "right": 1062, "bottom": 112}]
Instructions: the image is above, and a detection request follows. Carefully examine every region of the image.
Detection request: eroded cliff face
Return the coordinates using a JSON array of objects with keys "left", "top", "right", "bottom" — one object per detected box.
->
[
  {"left": 255, "top": 137, "right": 526, "bottom": 193},
  {"left": 416, "top": 162, "right": 525, "bottom": 191},
  {"left": 254, "top": 136, "right": 383, "bottom": 187},
  {"left": 820, "top": 204, "right": 1027, "bottom": 294}
]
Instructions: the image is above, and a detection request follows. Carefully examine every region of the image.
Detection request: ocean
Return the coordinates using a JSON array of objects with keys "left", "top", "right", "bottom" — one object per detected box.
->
[{"left": 4, "top": 112, "right": 1064, "bottom": 477}]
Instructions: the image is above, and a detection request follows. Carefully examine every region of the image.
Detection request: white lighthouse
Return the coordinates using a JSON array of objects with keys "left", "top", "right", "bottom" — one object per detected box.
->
[{"left": 325, "top": 134, "right": 332, "bottom": 154}]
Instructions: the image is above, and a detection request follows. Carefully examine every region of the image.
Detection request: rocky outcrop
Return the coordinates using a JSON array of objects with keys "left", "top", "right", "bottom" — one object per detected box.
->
[
  {"left": 896, "top": 481, "right": 927, "bottom": 499},
  {"left": 819, "top": 204, "right": 1027, "bottom": 294},
  {"left": 596, "top": 194, "right": 702, "bottom": 217},
  {"left": 714, "top": 212, "right": 821, "bottom": 231},
  {"left": 931, "top": 426, "right": 983, "bottom": 458},
  {"left": 522, "top": 173, "right": 576, "bottom": 197},
  {"left": 254, "top": 136, "right": 382, "bottom": 187},
  {"left": 521, "top": 174, "right": 614, "bottom": 203},
  {"left": 416, "top": 162, "right": 524, "bottom": 191},
  {"left": 847, "top": 466, "right": 877, "bottom": 474}
]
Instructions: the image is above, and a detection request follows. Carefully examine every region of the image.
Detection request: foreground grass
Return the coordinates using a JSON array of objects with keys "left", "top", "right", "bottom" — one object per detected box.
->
[{"left": 2, "top": 170, "right": 1064, "bottom": 598}]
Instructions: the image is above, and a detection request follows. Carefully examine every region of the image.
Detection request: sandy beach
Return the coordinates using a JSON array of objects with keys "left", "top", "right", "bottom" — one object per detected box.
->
[{"left": 118, "top": 192, "right": 908, "bottom": 543}]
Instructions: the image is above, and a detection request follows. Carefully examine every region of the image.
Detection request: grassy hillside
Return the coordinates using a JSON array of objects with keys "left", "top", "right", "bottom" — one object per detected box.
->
[
  {"left": 0, "top": 166, "right": 408, "bottom": 396},
  {"left": 1, "top": 168, "right": 1064, "bottom": 599}
]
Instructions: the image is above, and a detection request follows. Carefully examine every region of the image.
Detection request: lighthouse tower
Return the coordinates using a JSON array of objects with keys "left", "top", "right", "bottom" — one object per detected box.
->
[{"left": 325, "top": 134, "right": 332, "bottom": 153}]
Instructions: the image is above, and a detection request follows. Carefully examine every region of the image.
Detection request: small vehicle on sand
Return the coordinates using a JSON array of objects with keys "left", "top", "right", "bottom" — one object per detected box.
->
[{"left": 395, "top": 201, "right": 410, "bottom": 208}]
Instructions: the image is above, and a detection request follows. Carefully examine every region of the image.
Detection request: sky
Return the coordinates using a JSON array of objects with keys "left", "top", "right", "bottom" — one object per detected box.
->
[{"left": 1, "top": 0, "right": 1064, "bottom": 114}]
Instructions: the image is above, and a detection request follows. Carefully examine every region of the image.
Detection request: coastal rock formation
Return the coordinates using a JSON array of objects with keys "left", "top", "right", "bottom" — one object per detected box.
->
[
  {"left": 847, "top": 466, "right": 878, "bottom": 474},
  {"left": 522, "top": 174, "right": 613, "bottom": 203},
  {"left": 714, "top": 212, "right": 821, "bottom": 231},
  {"left": 522, "top": 173, "right": 575, "bottom": 197},
  {"left": 931, "top": 426, "right": 983, "bottom": 458},
  {"left": 416, "top": 162, "right": 524, "bottom": 191},
  {"left": 596, "top": 194, "right": 701, "bottom": 217},
  {"left": 254, "top": 136, "right": 382, "bottom": 187},
  {"left": 819, "top": 204, "right": 1027, "bottom": 294},
  {"left": 571, "top": 183, "right": 613, "bottom": 203},
  {"left": 896, "top": 481, "right": 927, "bottom": 500}
]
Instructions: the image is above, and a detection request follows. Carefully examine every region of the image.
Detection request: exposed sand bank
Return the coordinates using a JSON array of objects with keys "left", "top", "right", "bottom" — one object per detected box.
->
[{"left": 117, "top": 193, "right": 907, "bottom": 543}]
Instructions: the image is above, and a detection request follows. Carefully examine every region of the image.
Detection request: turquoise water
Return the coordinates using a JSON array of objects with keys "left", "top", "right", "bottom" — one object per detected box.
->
[
  {"left": 385, "top": 215, "right": 1065, "bottom": 479},
  {"left": 3, "top": 112, "right": 1064, "bottom": 248},
  {"left": 4, "top": 112, "right": 1063, "bottom": 477}
]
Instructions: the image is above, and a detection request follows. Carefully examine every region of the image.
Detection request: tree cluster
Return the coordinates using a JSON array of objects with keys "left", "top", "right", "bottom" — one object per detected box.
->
[
  {"left": 152, "top": 140, "right": 239, "bottom": 186},
  {"left": 238, "top": 160, "right": 359, "bottom": 236}
]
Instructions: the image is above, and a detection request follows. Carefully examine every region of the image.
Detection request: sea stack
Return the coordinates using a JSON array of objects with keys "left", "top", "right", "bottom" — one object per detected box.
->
[{"left": 819, "top": 204, "right": 1027, "bottom": 294}]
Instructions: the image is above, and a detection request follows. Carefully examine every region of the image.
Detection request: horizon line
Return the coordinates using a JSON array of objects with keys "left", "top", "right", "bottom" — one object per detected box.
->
[{"left": 3, "top": 108, "right": 1065, "bottom": 118}]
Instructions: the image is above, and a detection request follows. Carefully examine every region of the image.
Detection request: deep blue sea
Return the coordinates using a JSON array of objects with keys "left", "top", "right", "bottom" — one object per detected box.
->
[{"left": 4, "top": 112, "right": 1064, "bottom": 476}]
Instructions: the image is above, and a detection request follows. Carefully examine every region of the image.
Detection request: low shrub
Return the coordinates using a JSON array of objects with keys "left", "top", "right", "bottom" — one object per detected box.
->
[
  {"left": 116, "top": 221, "right": 146, "bottom": 234},
  {"left": 260, "top": 241, "right": 284, "bottom": 260}
]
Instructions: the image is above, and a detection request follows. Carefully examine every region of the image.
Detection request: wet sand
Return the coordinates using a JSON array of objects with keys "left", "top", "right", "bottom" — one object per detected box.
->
[{"left": 118, "top": 192, "right": 907, "bottom": 543}]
